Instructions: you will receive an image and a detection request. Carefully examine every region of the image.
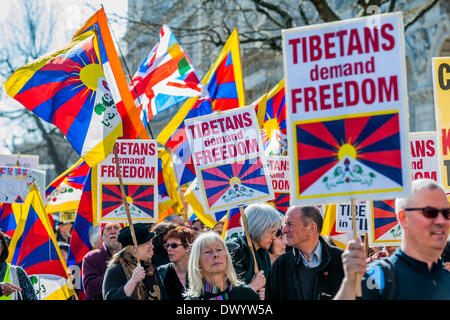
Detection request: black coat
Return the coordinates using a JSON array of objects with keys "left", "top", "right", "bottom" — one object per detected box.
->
[
  {"left": 226, "top": 233, "right": 272, "bottom": 284},
  {"left": 265, "top": 236, "right": 344, "bottom": 300}
]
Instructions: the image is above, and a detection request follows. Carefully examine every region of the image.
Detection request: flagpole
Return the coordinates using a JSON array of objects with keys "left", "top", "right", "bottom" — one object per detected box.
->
[
  {"left": 239, "top": 206, "right": 258, "bottom": 274},
  {"left": 101, "top": 5, "right": 154, "bottom": 139},
  {"left": 113, "top": 144, "right": 141, "bottom": 263},
  {"left": 351, "top": 198, "right": 362, "bottom": 297}
]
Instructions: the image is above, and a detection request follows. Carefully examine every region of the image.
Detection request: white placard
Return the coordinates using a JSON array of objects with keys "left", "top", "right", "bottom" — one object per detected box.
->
[
  {"left": 282, "top": 12, "right": 410, "bottom": 205},
  {"left": 95, "top": 139, "right": 158, "bottom": 223}
]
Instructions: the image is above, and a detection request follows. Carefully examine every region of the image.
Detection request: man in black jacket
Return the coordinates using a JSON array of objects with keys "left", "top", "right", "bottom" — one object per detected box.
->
[{"left": 265, "top": 206, "right": 344, "bottom": 300}]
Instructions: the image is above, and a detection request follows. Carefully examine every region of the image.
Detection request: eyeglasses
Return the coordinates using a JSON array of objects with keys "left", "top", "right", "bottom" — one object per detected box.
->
[
  {"left": 164, "top": 243, "right": 183, "bottom": 249},
  {"left": 404, "top": 206, "right": 450, "bottom": 220}
]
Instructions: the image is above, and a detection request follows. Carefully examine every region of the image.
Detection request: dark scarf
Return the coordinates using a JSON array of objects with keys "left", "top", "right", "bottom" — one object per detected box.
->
[{"left": 118, "top": 246, "right": 162, "bottom": 300}]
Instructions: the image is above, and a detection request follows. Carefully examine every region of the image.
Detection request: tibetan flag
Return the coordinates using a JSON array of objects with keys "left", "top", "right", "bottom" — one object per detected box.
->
[
  {"left": 271, "top": 192, "right": 290, "bottom": 215},
  {"left": 260, "top": 79, "right": 287, "bottom": 156},
  {"left": 7, "top": 185, "right": 74, "bottom": 300},
  {"left": 130, "top": 24, "right": 202, "bottom": 126},
  {"left": 251, "top": 93, "right": 268, "bottom": 129},
  {"left": 321, "top": 204, "right": 353, "bottom": 250},
  {"left": 157, "top": 30, "right": 244, "bottom": 185},
  {"left": 45, "top": 158, "right": 90, "bottom": 213},
  {"left": 183, "top": 178, "right": 227, "bottom": 229},
  {"left": 74, "top": 8, "right": 149, "bottom": 140},
  {"left": 158, "top": 157, "right": 177, "bottom": 216},
  {"left": 4, "top": 31, "right": 123, "bottom": 168},
  {"left": 0, "top": 203, "right": 19, "bottom": 238},
  {"left": 67, "top": 169, "right": 93, "bottom": 267},
  {"left": 159, "top": 149, "right": 184, "bottom": 215},
  {"left": 202, "top": 29, "right": 245, "bottom": 111},
  {"left": 157, "top": 95, "right": 213, "bottom": 185},
  {"left": 222, "top": 207, "right": 243, "bottom": 241}
]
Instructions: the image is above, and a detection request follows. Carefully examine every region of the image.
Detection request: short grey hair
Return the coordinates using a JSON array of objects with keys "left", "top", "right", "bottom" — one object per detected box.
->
[
  {"left": 395, "top": 178, "right": 447, "bottom": 213},
  {"left": 244, "top": 203, "right": 282, "bottom": 242},
  {"left": 88, "top": 225, "right": 101, "bottom": 249}
]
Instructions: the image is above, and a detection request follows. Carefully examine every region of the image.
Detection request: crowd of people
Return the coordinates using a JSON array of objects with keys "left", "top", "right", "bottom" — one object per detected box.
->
[{"left": 1, "top": 178, "right": 450, "bottom": 300}]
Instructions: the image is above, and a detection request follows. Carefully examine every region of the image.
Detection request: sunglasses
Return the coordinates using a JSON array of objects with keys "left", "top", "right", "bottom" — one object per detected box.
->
[
  {"left": 164, "top": 243, "right": 183, "bottom": 249},
  {"left": 404, "top": 206, "right": 450, "bottom": 220}
]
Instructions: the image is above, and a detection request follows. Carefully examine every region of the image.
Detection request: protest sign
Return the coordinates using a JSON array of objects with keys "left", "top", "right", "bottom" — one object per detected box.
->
[
  {"left": 432, "top": 57, "right": 450, "bottom": 192},
  {"left": 282, "top": 12, "right": 410, "bottom": 205},
  {"left": 366, "top": 199, "right": 402, "bottom": 247},
  {"left": 0, "top": 166, "right": 45, "bottom": 204},
  {"left": 0, "top": 154, "right": 39, "bottom": 169},
  {"left": 93, "top": 139, "right": 158, "bottom": 223},
  {"left": 335, "top": 200, "right": 367, "bottom": 234},
  {"left": 409, "top": 131, "right": 441, "bottom": 182},
  {"left": 185, "top": 106, "right": 274, "bottom": 213},
  {"left": 265, "top": 156, "right": 290, "bottom": 213}
]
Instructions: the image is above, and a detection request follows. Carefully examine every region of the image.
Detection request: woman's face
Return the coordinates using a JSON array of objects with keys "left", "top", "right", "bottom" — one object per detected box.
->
[
  {"left": 257, "top": 227, "right": 278, "bottom": 250},
  {"left": 271, "top": 233, "right": 287, "bottom": 257},
  {"left": 199, "top": 241, "right": 227, "bottom": 277},
  {"left": 138, "top": 240, "right": 154, "bottom": 262},
  {"left": 165, "top": 237, "right": 189, "bottom": 264}
]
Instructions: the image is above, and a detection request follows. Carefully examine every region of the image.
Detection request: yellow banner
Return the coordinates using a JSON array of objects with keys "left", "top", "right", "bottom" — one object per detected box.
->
[{"left": 432, "top": 57, "right": 450, "bottom": 192}]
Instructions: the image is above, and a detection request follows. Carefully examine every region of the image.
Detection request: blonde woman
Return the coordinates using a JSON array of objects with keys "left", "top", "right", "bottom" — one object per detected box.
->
[{"left": 184, "top": 231, "right": 259, "bottom": 300}]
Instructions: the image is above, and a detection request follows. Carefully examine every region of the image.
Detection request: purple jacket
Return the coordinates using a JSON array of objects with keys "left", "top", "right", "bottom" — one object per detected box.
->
[{"left": 82, "top": 244, "right": 113, "bottom": 300}]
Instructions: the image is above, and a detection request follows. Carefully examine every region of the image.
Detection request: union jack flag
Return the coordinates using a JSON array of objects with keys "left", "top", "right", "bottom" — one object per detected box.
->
[{"left": 130, "top": 24, "right": 203, "bottom": 128}]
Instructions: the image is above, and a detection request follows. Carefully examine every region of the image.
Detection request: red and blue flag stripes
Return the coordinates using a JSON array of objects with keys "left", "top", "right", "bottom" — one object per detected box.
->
[
  {"left": 0, "top": 203, "right": 16, "bottom": 238},
  {"left": 67, "top": 169, "right": 93, "bottom": 267},
  {"left": 207, "top": 52, "right": 239, "bottom": 111},
  {"left": 373, "top": 199, "right": 398, "bottom": 239},
  {"left": 8, "top": 188, "right": 67, "bottom": 279}
]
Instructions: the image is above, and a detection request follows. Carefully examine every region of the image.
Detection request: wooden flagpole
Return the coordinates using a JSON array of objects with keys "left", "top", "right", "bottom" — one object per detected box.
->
[
  {"left": 113, "top": 145, "right": 140, "bottom": 263},
  {"left": 239, "top": 206, "right": 258, "bottom": 274},
  {"left": 351, "top": 198, "right": 362, "bottom": 297}
]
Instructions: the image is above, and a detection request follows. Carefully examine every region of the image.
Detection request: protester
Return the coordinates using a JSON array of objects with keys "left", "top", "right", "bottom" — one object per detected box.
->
[
  {"left": 103, "top": 223, "right": 168, "bottom": 300},
  {"left": 268, "top": 228, "right": 286, "bottom": 264},
  {"left": 151, "top": 222, "right": 178, "bottom": 267},
  {"left": 265, "top": 206, "right": 345, "bottom": 300},
  {"left": 184, "top": 231, "right": 259, "bottom": 300},
  {"left": 58, "top": 242, "right": 70, "bottom": 264},
  {"left": 82, "top": 223, "right": 123, "bottom": 300},
  {"left": 55, "top": 220, "right": 73, "bottom": 244},
  {"left": 335, "top": 179, "right": 450, "bottom": 299},
  {"left": 366, "top": 246, "right": 389, "bottom": 264},
  {"left": 0, "top": 230, "right": 37, "bottom": 300},
  {"left": 212, "top": 218, "right": 225, "bottom": 236},
  {"left": 190, "top": 218, "right": 205, "bottom": 237},
  {"left": 163, "top": 214, "right": 186, "bottom": 226},
  {"left": 226, "top": 203, "right": 282, "bottom": 299},
  {"left": 157, "top": 226, "right": 195, "bottom": 300},
  {"left": 88, "top": 225, "right": 103, "bottom": 250}
]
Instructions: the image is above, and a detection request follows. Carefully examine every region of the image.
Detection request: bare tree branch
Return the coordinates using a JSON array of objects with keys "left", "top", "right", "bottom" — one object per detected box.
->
[
  {"left": 405, "top": 0, "right": 441, "bottom": 30},
  {"left": 309, "top": 0, "right": 341, "bottom": 21}
]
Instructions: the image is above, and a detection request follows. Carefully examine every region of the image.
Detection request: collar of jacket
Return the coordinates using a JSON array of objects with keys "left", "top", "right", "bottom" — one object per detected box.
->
[{"left": 292, "top": 236, "right": 332, "bottom": 271}]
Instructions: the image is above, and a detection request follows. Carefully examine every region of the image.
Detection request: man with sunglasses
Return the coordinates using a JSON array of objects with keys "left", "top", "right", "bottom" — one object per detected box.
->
[{"left": 335, "top": 179, "right": 450, "bottom": 300}]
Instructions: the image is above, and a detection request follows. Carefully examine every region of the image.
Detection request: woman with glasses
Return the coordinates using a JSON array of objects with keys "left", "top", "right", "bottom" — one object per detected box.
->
[
  {"left": 184, "top": 231, "right": 259, "bottom": 300},
  {"left": 268, "top": 228, "right": 287, "bottom": 264},
  {"left": 157, "top": 226, "right": 195, "bottom": 300}
]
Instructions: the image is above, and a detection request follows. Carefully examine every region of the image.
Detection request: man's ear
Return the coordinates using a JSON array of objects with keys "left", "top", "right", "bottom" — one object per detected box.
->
[
  {"left": 310, "top": 222, "right": 317, "bottom": 233},
  {"left": 397, "top": 209, "right": 408, "bottom": 229}
]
